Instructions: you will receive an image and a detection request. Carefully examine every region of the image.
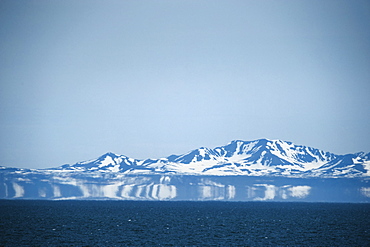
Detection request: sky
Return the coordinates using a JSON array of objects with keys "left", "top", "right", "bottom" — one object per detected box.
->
[{"left": 1, "top": 0, "right": 370, "bottom": 169}]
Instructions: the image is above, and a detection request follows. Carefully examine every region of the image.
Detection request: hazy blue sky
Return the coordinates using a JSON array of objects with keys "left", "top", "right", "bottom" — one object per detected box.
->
[{"left": 1, "top": 0, "right": 370, "bottom": 169}]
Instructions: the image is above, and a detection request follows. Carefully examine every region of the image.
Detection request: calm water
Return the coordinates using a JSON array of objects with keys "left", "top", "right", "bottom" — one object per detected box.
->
[{"left": 1, "top": 200, "right": 369, "bottom": 246}]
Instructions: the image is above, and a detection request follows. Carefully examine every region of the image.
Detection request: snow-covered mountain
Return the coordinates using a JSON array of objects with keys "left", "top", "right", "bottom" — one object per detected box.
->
[
  {"left": 50, "top": 139, "right": 370, "bottom": 178},
  {"left": 1, "top": 139, "right": 370, "bottom": 201}
]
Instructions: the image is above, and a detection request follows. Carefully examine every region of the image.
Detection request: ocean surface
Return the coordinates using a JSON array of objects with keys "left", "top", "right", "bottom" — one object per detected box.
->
[{"left": 1, "top": 200, "right": 369, "bottom": 246}]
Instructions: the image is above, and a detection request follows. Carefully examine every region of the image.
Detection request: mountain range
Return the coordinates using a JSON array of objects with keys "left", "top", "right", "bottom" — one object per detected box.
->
[
  {"left": 47, "top": 139, "right": 370, "bottom": 178},
  {"left": 1, "top": 139, "right": 369, "bottom": 201}
]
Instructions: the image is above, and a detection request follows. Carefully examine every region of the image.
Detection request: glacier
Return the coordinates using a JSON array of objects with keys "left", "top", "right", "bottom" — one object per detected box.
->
[{"left": 0, "top": 139, "right": 369, "bottom": 202}]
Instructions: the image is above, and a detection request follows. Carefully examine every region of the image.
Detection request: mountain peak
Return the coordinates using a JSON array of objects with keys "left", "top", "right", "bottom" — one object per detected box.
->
[{"left": 100, "top": 152, "right": 120, "bottom": 158}]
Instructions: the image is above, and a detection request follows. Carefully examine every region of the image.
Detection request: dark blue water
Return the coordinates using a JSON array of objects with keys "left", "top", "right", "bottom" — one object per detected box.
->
[{"left": 1, "top": 200, "right": 369, "bottom": 246}]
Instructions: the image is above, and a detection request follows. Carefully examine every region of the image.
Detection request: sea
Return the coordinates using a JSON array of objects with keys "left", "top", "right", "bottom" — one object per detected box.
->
[{"left": 1, "top": 200, "right": 369, "bottom": 246}]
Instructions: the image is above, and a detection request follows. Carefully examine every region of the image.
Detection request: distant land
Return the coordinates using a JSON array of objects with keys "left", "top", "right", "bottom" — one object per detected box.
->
[{"left": 1, "top": 139, "right": 369, "bottom": 202}]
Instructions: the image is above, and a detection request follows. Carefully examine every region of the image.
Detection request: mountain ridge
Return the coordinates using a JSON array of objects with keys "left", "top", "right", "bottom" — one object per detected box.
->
[
  {"left": 1, "top": 139, "right": 370, "bottom": 201},
  {"left": 41, "top": 139, "right": 370, "bottom": 178}
]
